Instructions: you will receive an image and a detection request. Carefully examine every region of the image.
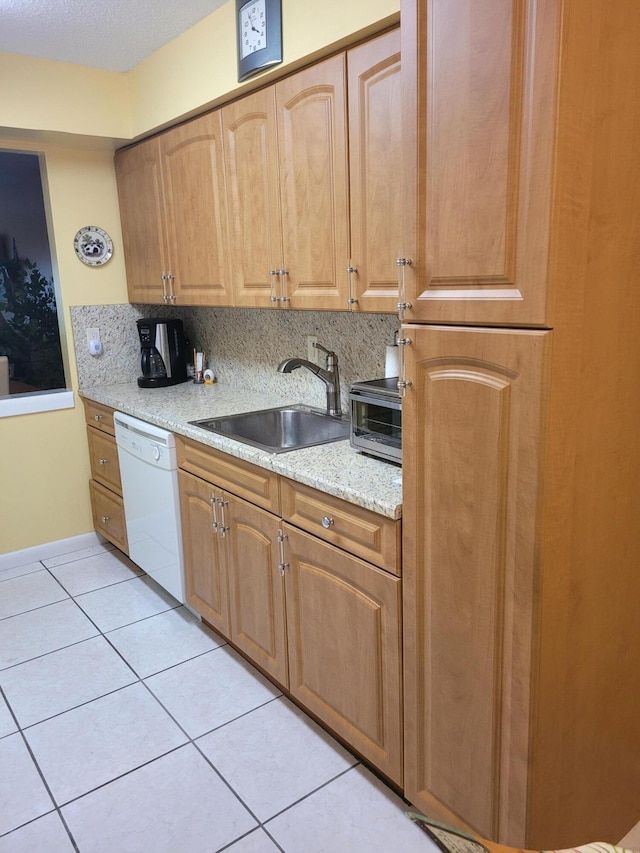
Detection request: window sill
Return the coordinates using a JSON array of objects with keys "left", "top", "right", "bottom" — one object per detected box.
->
[{"left": 0, "top": 389, "right": 75, "bottom": 418}]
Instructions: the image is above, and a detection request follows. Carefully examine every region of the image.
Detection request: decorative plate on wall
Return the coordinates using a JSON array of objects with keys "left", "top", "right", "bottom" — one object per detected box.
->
[{"left": 73, "top": 226, "right": 113, "bottom": 266}]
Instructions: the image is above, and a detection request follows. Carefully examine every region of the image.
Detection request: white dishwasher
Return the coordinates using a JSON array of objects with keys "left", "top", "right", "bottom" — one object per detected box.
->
[{"left": 114, "top": 411, "right": 185, "bottom": 604}]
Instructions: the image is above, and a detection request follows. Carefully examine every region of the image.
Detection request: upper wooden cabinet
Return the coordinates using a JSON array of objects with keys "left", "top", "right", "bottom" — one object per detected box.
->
[
  {"left": 401, "top": 0, "right": 558, "bottom": 325},
  {"left": 222, "top": 87, "right": 283, "bottom": 308},
  {"left": 223, "top": 54, "right": 350, "bottom": 310},
  {"left": 347, "top": 29, "right": 403, "bottom": 313},
  {"left": 115, "top": 137, "right": 167, "bottom": 303},
  {"left": 115, "top": 110, "right": 232, "bottom": 305}
]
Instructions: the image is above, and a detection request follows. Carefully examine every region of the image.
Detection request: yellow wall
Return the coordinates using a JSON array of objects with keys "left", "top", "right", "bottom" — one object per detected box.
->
[
  {"left": 0, "top": 54, "right": 130, "bottom": 140},
  {"left": 1, "top": 139, "right": 129, "bottom": 553},
  {"left": 128, "top": 0, "right": 399, "bottom": 136},
  {"left": 0, "top": 0, "right": 399, "bottom": 554}
]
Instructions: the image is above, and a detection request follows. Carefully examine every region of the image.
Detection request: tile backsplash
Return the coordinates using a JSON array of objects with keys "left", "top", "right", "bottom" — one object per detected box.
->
[{"left": 71, "top": 304, "right": 399, "bottom": 412}]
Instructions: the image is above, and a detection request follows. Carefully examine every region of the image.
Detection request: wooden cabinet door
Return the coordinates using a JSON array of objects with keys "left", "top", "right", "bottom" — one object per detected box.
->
[
  {"left": 89, "top": 480, "right": 128, "bottom": 554},
  {"left": 178, "top": 471, "right": 230, "bottom": 636},
  {"left": 222, "top": 87, "right": 283, "bottom": 307},
  {"left": 160, "top": 111, "right": 232, "bottom": 305},
  {"left": 87, "top": 427, "right": 122, "bottom": 494},
  {"left": 276, "top": 55, "right": 350, "bottom": 310},
  {"left": 401, "top": 0, "right": 559, "bottom": 325},
  {"left": 225, "top": 494, "right": 288, "bottom": 687},
  {"left": 115, "top": 138, "right": 168, "bottom": 303},
  {"left": 283, "top": 524, "right": 403, "bottom": 785},
  {"left": 401, "top": 324, "right": 549, "bottom": 842},
  {"left": 347, "top": 28, "right": 402, "bottom": 313}
]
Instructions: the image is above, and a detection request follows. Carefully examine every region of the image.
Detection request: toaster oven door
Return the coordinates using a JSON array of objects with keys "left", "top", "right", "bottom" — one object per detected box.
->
[{"left": 350, "top": 391, "right": 402, "bottom": 463}]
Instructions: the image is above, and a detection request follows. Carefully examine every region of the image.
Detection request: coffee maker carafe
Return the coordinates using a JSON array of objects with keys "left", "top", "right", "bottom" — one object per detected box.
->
[{"left": 137, "top": 318, "right": 188, "bottom": 388}]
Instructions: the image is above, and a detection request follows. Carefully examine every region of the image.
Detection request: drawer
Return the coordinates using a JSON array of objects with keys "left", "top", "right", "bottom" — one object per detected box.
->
[
  {"left": 176, "top": 436, "right": 280, "bottom": 514},
  {"left": 83, "top": 399, "right": 116, "bottom": 435},
  {"left": 87, "top": 427, "right": 122, "bottom": 494},
  {"left": 89, "top": 480, "right": 128, "bottom": 554},
  {"left": 281, "top": 478, "right": 401, "bottom": 575}
]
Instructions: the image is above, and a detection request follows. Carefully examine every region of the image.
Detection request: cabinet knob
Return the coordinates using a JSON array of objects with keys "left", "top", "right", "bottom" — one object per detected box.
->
[
  {"left": 101, "top": 515, "right": 110, "bottom": 523},
  {"left": 98, "top": 458, "right": 109, "bottom": 465},
  {"left": 94, "top": 414, "right": 103, "bottom": 421},
  {"left": 321, "top": 515, "right": 334, "bottom": 529}
]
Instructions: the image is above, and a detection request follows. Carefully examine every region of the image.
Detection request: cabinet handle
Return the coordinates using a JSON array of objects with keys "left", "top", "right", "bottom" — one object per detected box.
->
[
  {"left": 210, "top": 494, "right": 219, "bottom": 531},
  {"left": 101, "top": 515, "right": 110, "bottom": 523},
  {"left": 396, "top": 257, "right": 413, "bottom": 322},
  {"left": 94, "top": 414, "right": 103, "bottom": 422},
  {"left": 276, "top": 529, "right": 289, "bottom": 576},
  {"left": 321, "top": 515, "right": 334, "bottom": 529},
  {"left": 216, "top": 496, "right": 229, "bottom": 538},
  {"left": 98, "top": 458, "right": 109, "bottom": 465},
  {"left": 167, "top": 273, "right": 177, "bottom": 302},
  {"left": 397, "top": 335, "right": 412, "bottom": 396},
  {"left": 161, "top": 273, "right": 169, "bottom": 302},
  {"left": 346, "top": 263, "right": 358, "bottom": 308}
]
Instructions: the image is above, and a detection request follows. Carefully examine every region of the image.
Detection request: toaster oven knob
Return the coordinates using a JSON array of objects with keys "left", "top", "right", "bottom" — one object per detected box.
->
[{"left": 321, "top": 515, "right": 334, "bottom": 529}]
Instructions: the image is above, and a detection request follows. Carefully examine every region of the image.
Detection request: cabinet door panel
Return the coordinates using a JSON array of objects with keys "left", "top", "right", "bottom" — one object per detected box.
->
[
  {"left": 115, "top": 138, "right": 167, "bottom": 302},
  {"left": 348, "top": 28, "right": 402, "bottom": 312},
  {"left": 87, "top": 428, "right": 122, "bottom": 494},
  {"left": 401, "top": 0, "right": 559, "bottom": 324},
  {"left": 402, "top": 324, "right": 549, "bottom": 839},
  {"left": 226, "top": 495, "right": 288, "bottom": 686},
  {"left": 222, "top": 88, "right": 283, "bottom": 307},
  {"left": 161, "top": 111, "right": 232, "bottom": 305},
  {"left": 178, "top": 471, "right": 229, "bottom": 636},
  {"left": 89, "top": 480, "right": 128, "bottom": 554},
  {"left": 276, "top": 55, "right": 350, "bottom": 310},
  {"left": 284, "top": 525, "right": 403, "bottom": 784}
]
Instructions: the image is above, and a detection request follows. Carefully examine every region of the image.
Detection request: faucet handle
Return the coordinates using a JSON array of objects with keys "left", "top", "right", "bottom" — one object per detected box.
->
[{"left": 313, "top": 342, "right": 336, "bottom": 365}]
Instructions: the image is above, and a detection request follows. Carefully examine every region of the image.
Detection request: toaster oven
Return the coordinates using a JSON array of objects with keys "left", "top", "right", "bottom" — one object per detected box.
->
[{"left": 349, "top": 377, "right": 401, "bottom": 464}]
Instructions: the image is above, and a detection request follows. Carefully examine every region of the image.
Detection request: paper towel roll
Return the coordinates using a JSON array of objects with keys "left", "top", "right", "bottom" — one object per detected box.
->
[{"left": 385, "top": 345, "right": 399, "bottom": 378}]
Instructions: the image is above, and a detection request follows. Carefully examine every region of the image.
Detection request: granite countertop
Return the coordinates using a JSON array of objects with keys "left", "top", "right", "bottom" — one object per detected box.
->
[{"left": 79, "top": 381, "right": 403, "bottom": 520}]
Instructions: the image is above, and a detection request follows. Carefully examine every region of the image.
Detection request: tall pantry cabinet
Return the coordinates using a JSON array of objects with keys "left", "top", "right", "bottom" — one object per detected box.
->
[{"left": 400, "top": 0, "right": 640, "bottom": 849}]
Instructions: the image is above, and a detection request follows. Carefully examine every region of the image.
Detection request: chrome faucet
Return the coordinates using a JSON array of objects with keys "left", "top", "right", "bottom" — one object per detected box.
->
[{"left": 278, "top": 343, "right": 342, "bottom": 417}]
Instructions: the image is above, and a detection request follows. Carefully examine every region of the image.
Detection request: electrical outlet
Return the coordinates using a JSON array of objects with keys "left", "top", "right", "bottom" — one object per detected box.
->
[
  {"left": 306, "top": 335, "right": 319, "bottom": 364},
  {"left": 86, "top": 328, "right": 100, "bottom": 344}
]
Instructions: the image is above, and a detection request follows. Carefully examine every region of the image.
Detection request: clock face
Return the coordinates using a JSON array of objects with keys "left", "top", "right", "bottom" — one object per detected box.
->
[{"left": 240, "top": 0, "right": 266, "bottom": 59}]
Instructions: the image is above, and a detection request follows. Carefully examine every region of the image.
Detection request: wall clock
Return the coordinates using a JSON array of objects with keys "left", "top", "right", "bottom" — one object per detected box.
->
[
  {"left": 236, "top": 0, "right": 282, "bottom": 82},
  {"left": 73, "top": 226, "right": 113, "bottom": 266}
]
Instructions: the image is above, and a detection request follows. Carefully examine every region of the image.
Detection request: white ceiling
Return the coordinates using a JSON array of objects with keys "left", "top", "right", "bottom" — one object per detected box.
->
[{"left": 0, "top": 0, "right": 229, "bottom": 72}]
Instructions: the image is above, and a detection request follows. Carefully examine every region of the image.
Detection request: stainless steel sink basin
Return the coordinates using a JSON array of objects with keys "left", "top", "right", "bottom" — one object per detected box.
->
[{"left": 189, "top": 405, "right": 350, "bottom": 453}]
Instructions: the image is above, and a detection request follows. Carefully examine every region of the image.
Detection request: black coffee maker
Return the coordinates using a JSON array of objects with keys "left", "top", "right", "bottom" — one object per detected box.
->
[{"left": 137, "top": 318, "right": 189, "bottom": 388}]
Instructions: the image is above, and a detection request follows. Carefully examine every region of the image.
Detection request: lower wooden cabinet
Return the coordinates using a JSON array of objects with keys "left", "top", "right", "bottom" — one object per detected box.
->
[
  {"left": 89, "top": 480, "right": 128, "bottom": 553},
  {"left": 84, "top": 400, "right": 128, "bottom": 554},
  {"left": 176, "top": 435, "right": 403, "bottom": 785},
  {"left": 178, "top": 471, "right": 230, "bottom": 636},
  {"left": 283, "top": 524, "right": 403, "bottom": 784}
]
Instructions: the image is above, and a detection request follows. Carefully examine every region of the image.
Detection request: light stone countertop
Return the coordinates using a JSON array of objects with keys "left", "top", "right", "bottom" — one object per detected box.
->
[{"left": 79, "top": 381, "right": 403, "bottom": 520}]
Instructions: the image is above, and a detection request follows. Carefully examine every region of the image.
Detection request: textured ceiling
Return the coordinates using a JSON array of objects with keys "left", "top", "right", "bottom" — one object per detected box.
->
[{"left": 0, "top": 0, "right": 229, "bottom": 72}]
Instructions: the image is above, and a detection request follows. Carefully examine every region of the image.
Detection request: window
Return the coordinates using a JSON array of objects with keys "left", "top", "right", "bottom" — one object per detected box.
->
[{"left": 0, "top": 150, "right": 66, "bottom": 397}]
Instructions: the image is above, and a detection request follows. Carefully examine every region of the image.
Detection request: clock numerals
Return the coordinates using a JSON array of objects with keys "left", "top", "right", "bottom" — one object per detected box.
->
[{"left": 237, "top": 0, "right": 281, "bottom": 81}]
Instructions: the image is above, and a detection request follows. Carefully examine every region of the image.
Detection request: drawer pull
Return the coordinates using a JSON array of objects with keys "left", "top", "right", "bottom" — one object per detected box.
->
[
  {"left": 98, "top": 458, "right": 109, "bottom": 465},
  {"left": 101, "top": 515, "right": 110, "bottom": 523},
  {"left": 94, "top": 414, "right": 103, "bottom": 421},
  {"left": 321, "top": 515, "right": 334, "bottom": 529}
]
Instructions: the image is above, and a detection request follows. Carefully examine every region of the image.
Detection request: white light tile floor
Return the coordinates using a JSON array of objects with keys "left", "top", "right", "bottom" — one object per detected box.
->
[{"left": 0, "top": 541, "right": 436, "bottom": 852}]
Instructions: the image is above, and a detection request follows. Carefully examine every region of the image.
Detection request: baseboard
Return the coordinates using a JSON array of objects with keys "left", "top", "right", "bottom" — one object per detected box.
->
[{"left": 0, "top": 531, "right": 107, "bottom": 572}]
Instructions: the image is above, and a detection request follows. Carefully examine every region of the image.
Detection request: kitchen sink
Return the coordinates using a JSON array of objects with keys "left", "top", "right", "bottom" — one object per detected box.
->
[{"left": 189, "top": 405, "right": 350, "bottom": 453}]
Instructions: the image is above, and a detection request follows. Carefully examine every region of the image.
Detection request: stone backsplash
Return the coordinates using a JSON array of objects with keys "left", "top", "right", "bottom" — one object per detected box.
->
[{"left": 71, "top": 304, "right": 399, "bottom": 412}]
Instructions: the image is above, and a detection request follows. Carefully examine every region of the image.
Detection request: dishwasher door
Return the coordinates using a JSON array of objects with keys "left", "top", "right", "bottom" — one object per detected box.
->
[{"left": 114, "top": 411, "right": 185, "bottom": 603}]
